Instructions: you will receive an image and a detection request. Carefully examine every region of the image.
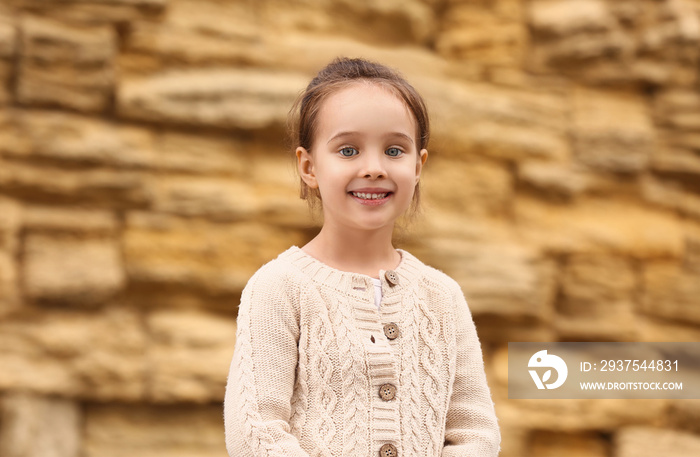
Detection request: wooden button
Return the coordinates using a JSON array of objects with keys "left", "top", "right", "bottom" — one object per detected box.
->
[
  {"left": 379, "top": 383, "right": 396, "bottom": 401},
  {"left": 383, "top": 322, "right": 399, "bottom": 340},
  {"left": 385, "top": 270, "right": 400, "bottom": 286},
  {"left": 379, "top": 443, "right": 398, "bottom": 457}
]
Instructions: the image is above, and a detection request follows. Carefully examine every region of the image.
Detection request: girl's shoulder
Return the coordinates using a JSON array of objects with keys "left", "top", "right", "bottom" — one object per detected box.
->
[
  {"left": 242, "top": 246, "right": 312, "bottom": 297},
  {"left": 399, "top": 249, "right": 463, "bottom": 298}
]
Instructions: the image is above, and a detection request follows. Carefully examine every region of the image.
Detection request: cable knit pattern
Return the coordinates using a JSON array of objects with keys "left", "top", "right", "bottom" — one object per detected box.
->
[{"left": 224, "top": 246, "right": 501, "bottom": 457}]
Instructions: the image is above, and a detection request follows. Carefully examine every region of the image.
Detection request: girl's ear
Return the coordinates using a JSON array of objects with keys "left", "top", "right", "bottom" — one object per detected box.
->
[
  {"left": 296, "top": 147, "right": 318, "bottom": 188},
  {"left": 415, "top": 148, "right": 428, "bottom": 183}
]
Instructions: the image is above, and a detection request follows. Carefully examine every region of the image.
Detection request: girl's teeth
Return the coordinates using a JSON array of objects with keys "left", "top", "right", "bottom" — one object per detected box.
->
[{"left": 352, "top": 192, "right": 387, "bottom": 200}]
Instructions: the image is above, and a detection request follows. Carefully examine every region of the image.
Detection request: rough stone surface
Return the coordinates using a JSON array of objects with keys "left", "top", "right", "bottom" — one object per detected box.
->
[
  {"left": 514, "top": 197, "right": 684, "bottom": 258},
  {"left": 1, "top": 0, "right": 700, "bottom": 455},
  {"left": 23, "top": 234, "right": 125, "bottom": 306},
  {"left": 17, "top": 16, "right": 116, "bottom": 112},
  {"left": 413, "top": 239, "right": 556, "bottom": 322},
  {"left": 124, "top": 213, "right": 307, "bottom": 295},
  {"left": 0, "top": 394, "right": 80, "bottom": 457},
  {"left": 0, "top": 159, "right": 153, "bottom": 207},
  {"left": 83, "top": 403, "right": 227, "bottom": 457},
  {"left": 146, "top": 310, "right": 236, "bottom": 402},
  {"left": 528, "top": 0, "right": 700, "bottom": 86},
  {"left": 641, "top": 261, "right": 700, "bottom": 325},
  {"left": 118, "top": 69, "right": 310, "bottom": 130},
  {"left": 556, "top": 254, "right": 637, "bottom": 340},
  {"left": 422, "top": 158, "right": 513, "bottom": 216},
  {"left": 0, "top": 308, "right": 146, "bottom": 399},
  {"left": 16, "top": 0, "right": 167, "bottom": 24},
  {"left": 530, "top": 431, "right": 609, "bottom": 457},
  {"left": 572, "top": 86, "right": 654, "bottom": 172},
  {"left": 616, "top": 427, "right": 700, "bottom": 457}
]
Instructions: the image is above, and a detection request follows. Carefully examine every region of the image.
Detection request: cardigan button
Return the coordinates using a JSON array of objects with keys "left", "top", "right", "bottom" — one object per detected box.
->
[
  {"left": 378, "top": 383, "right": 396, "bottom": 401},
  {"left": 385, "top": 270, "right": 400, "bottom": 286},
  {"left": 383, "top": 322, "right": 399, "bottom": 340},
  {"left": 379, "top": 443, "right": 398, "bottom": 457}
]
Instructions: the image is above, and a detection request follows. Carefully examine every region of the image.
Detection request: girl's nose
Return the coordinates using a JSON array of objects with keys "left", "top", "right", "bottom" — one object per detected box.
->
[{"left": 361, "top": 152, "right": 386, "bottom": 179}]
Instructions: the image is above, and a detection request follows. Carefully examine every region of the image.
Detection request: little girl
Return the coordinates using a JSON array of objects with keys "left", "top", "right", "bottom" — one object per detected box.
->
[{"left": 224, "top": 57, "right": 500, "bottom": 457}]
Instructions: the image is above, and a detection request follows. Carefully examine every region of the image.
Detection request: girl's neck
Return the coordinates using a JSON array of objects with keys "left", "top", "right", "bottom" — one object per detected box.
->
[{"left": 301, "top": 224, "right": 400, "bottom": 278}]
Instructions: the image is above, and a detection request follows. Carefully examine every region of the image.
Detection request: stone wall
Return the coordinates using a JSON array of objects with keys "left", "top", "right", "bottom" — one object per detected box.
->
[{"left": 1, "top": 0, "right": 700, "bottom": 456}]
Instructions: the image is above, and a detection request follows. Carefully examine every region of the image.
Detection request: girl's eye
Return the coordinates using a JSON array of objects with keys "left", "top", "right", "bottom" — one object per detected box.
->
[
  {"left": 339, "top": 147, "right": 358, "bottom": 157},
  {"left": 386, "top": 147, "right": 403, "bottom": 157}
]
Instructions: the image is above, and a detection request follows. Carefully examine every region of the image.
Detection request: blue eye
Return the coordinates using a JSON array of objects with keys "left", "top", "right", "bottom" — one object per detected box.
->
[
  {"left": 339, "top": 147, "right": 358, "bottom": 157},
  {"left": 386, "top": 147, "right": 403, "bottom": 157}
]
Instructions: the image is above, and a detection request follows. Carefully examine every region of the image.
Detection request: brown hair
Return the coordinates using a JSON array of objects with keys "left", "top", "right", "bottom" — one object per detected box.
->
[{"left": 288, "top": 57, "right": 430, "bottom": 218}]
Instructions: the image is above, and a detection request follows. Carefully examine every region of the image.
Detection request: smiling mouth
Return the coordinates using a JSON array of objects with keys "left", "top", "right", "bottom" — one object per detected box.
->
[{"left": 349, "top": 191, "right": 390, "bottom": 200}]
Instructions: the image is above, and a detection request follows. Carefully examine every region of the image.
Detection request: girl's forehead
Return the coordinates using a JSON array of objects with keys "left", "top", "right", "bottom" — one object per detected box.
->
[{"left": 316, "top": 82, "right": 417, "bottom": 134}]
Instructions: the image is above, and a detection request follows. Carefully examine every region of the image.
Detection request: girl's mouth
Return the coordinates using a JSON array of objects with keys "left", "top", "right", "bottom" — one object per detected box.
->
[{"left": 348, "top": 191, "right": 392, "bottom": 205}]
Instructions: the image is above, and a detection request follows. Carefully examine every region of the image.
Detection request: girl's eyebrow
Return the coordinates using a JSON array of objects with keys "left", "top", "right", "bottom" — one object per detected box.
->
[{"left": 326, "top": 131, "right": 415, "bottom": 145}]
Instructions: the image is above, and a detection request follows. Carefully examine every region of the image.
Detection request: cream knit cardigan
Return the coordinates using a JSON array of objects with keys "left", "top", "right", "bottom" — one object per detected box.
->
[{"left": 224, "top": 246, "right": 500, "bottom": 457}]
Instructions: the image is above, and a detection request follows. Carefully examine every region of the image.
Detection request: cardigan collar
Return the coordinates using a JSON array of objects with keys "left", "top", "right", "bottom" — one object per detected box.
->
[{"left": 280, "top": 245, "right": 423, "bottom": 299}]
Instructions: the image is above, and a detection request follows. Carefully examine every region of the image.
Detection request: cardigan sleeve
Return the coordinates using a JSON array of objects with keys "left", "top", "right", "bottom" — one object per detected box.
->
[
  {"left": 224, "top": 265, "right": 311, "bottom": 457},
  {"left": 442, "top": 285, "right": 501, "bottom": 457}
]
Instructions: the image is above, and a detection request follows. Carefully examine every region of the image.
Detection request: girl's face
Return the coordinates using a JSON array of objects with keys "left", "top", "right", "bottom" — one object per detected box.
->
[{"left": 296, "top": 82, "right": 428, "bottom": 233}]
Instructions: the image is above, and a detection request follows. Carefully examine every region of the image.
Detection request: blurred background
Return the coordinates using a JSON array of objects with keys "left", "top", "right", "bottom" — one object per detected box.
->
[{"left": 1, "top": 0, "right": 700, "bottom": 456}]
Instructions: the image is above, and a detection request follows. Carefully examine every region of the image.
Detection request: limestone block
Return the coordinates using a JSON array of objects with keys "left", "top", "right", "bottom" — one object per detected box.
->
[
  {"left": 514, "top": 196, "right": 684, "bottom": 258},
  {"left": 17, "top": 16, "right": 116, "bottom": 112},
  {"left": 530, "top": 431, "right": 609, "bottom": 457},
  {"left": 684, "top": 220, "right": 700, "bottom": 268},
  {"left": 642, "top": 174, "right": 700, "bottom": 219},
  {"left": 83, "top": 403, "right": 226, "bottom": 457},
  {"left": 636, "top": 316, "right": 700, "bottom": 342},
  {"left": 572, "top": 86, "right": 654, "bottom": 173},
  {"left": 412, "top": 238, "right": 556, "bottom": 321},
  {"left": 666, "top": 400, "right": 700, "bottom": 435},
  {"left": 0, "top": 17, "right": 16, "bottom": 105},
  {"left": 152, "top": 176, "right": 257, "bottom": 221},
  {"left": 616, "top": 427, "right": 700, "bottom": 457},
  {"left": 17, "top": 0, "right": 166, "bottom": 23},
  {"left": 641, "top": 261, "right": 700, "bottom": 325},
  {"left": 0, "top": 159, "right": 152, "bottom": 207},
  {"left": 0, "top": 110, "right": 31, "bottom": 157},
  {"left": 496, "top": 396, "right": 667, "bottom": 432},
  {"left": 151, "top": 173, "right": 309, "bottom": 225},
  {"left": 0, "top": 394, "right": 80, "bottom": 457},
  {"left": 408, "top": 210, "right": 516, "bottom": 244},
  {"left": 0, "top": 308, "right": 146, "bottom": 399},
  {"left": 124, "top": 213, "right": 306, "bottom": 295},
  {"left": 23, "top": 234, "right": 125, "bottom": 306},
  {"left": 146, "top": 310, "right": 236, "bottom": 402},
  {"left": 4, "top": 110, "right": 155, "bottom": 167},
  {"left": 0, "top": 197, "right": 20, "bottom": 252},
  {"left": 154, "top": 131, "right": 246, "bottom": 175},
  {"left": 560, "top": 254, "right": 636, "bottom": 315},
  {"left": 256, "top": 0, "right": 435, "bottom": 46},
  {"left": 0, "top": 251, "right": 19, "bottom": 316},
  {"left": 652, "top": 88, "right": 700, "bottom": 181},
  {"left": 529, "top": 0, "right": 614, "bottom": 37},
  {"left": 4, "top": 109, "right": 249, "bottom": 174},
  {"left": 425, "top": 79, "right": 570, "bottom": 162},
  {"left": 0, "top": 197, "right": 20, "bottom": 315},
  {"left": 120, "top": 0, "right": 267, "bottom": 72},
  {"left": 436, "top": 1, "right": 526, "bottom": 65},
  {"left": 23, "top": 206, "right": 117, "bottom": 234},
  {"left": 528, "top": 0, "right": 700, "bottom": 85},
  {"left": 555, "top": 254, "right": 637, "bottom": 340},
  {"left": 518, "top": 162, "right": 592, "bottom": 200},
  {"left": 422, "top": 158, "right": 512, "bottom": 216},
  {"left": 117, "top": 69, "right": 309, "bottom": 130},
  {"left": 651, "top": 147, "right": 700, "bottom": 178},
  {"left": 654, "top": 88, "right": 700, "bottom": 130}
]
